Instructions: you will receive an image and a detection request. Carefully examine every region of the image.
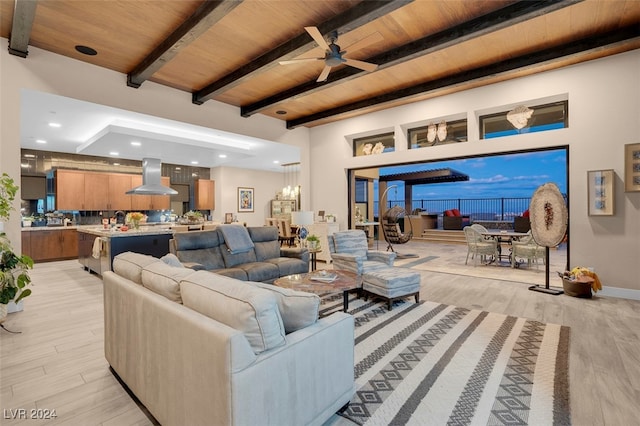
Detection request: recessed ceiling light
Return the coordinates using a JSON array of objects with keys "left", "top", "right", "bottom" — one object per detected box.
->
[
  {"left": 75, "top": 45, "right": 97, "bottom": 56},
  {"left": 273, "top": 160, "right": 280, "bottom": 164},
  {"left": 175, "top": 167, "right": 181, "bottom": 171},
  {"left": 130, "top": 141, "right": 141, "bottom": 146},
  {"left": 48, "top": 122, "right": 61, "bottom": 128},
  {"left": 24, "top": 154, "right": 35, "bottom": 158},
  {"left": 218, "top": 154, "right": 227, "bottom": 158},
  {"left": 191, "top": 161, "right": 198, "bottom": 165},
  {"left": 36, "top": 139, "right": 47, "bottom": 144},
  {"left": 21, "top": 163, "right": 29, "bottom": 168},
  {"left": 109, "top": 151, "right": 119, "bottom": 156},
  {"left": 276, "top": 110, "right": 287, "bottom": 115},
  {"left": 113, "top": 163, "right": 120, "bottom": 166}
]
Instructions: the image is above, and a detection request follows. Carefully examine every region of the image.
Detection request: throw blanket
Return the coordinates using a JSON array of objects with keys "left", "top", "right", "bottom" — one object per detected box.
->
[{"left": 219, "top": 224, "right": 255, "bottom": 254}]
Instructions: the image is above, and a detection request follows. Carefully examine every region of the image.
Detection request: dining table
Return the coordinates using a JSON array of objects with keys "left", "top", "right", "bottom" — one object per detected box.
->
[{"left": 480, "top": 230, "right": 530, "bottom": 264}]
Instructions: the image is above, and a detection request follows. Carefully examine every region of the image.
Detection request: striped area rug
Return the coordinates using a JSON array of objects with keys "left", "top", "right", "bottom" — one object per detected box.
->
[{"left": 327, "top": 297, "right": 571, "bottom": 426}]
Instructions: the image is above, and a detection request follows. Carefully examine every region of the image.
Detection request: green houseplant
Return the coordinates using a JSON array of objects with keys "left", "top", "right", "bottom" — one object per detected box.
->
[
  {"left": 0, "top": 173, "right": 34, "bottom": 323},
  {"left": 306, "top": 234, "right": 320, "bottom": 250}
]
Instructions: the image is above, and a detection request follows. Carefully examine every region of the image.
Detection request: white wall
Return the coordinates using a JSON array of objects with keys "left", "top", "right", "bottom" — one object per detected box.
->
[{"left": 308, "top": 50, "right": 640, "bottom": 294}]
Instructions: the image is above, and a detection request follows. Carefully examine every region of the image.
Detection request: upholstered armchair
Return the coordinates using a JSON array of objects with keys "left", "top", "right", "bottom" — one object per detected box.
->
[
  {"left": 463, "top": 226, "right": 499, "bottom": 266},
  {"left": 511, "top": 231, "right": 545, "bottom": 268},
  {"left": 328, "top": 230, "right": 396, "bottom": 275}
]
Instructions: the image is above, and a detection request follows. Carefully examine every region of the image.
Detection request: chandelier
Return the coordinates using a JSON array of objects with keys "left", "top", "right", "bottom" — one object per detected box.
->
[{"left": 281, "top": 162, "right": 300, "bottom": 202}]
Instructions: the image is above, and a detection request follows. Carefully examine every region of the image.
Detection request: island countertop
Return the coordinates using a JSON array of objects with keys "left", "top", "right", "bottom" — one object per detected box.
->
[{"left": 77, "top": 226, "right": 175, "bottom": 238}]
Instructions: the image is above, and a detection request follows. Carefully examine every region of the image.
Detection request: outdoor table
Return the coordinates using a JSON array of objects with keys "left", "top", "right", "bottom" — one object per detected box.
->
[{"left": 481, "top": 230, "right": 529, "bottom": 263}]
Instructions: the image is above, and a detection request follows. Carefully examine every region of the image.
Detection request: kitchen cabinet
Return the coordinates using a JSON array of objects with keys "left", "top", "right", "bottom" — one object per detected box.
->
[
  {"left": 108, "top": 173, "right": 133, "bottom": 210},
  {"left": 56, "top": 170, "right": 85, "bottom": 210},
  {"left": 195, "top": 179, "right": 215, "bottom": 210},
  {"left": 24, "top": 229, "right": 78, "bottom": 262},
  {"left": 83, "top": 172, "right": 109, "bottom": 210},
  {"left": 130, "top": 176, "right": 171, "bottom": 210}
]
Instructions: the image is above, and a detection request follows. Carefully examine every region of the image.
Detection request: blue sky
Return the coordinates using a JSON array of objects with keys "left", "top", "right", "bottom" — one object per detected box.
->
[{"left": 378, "top": 148, "right": 567, "bottom": 201}]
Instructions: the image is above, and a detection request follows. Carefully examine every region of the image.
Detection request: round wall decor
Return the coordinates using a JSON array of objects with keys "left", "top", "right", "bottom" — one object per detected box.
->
[{"left": 529, "top": 182, "right": 568, "bottom": 247}]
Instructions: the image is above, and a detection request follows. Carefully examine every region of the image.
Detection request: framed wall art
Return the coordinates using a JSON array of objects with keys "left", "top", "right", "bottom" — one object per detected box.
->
[
  {"left": 237, "top": 187, "right": 254, "bottom": 212},
  {"left": 587, "top": 169, "right": 614, "bottom": 216},
  {"left": 624, "top": 143, "right": 640, "bottom": 192}
]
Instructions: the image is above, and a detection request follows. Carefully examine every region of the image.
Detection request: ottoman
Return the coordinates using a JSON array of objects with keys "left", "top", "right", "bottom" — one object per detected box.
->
[{"left": 362, "top": 267, "right": 421, "bottom": 310}]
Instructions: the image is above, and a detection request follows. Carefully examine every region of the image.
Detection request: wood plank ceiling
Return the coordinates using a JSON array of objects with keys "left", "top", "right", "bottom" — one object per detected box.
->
[{"left": 2, "top": 0, "right": 639, "bottom": 129}]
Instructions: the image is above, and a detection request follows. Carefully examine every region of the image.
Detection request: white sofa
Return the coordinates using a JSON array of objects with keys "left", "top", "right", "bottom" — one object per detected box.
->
[{"left": 103, "top": 252, "right": 355, "bottom": 426}]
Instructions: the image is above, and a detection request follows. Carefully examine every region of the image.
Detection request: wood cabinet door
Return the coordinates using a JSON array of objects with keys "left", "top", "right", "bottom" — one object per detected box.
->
[
  {"left": 108, "top": 174, "right": 132, "bottom": 211},
  {"left": 195, "top": 179, "right": 215, "bottom": 210},
  {"left": 56, "top": 170, "right": 85, "bottom": 210},
  {"left": 84, "top": 172, "right": 109, "bottom": 210},
  {"left": 59, "top": 229, "right": 78, "bottom": 258},
  {"left": 150, "top": 177, "right": 171, "bottom": 210},
  {"left": 29, "top": 230, "right": 61, "bottom": 261},
  {"left": 21, "top": 232, "right": 32, "bottom": 259},
  {"left": 130, "top": 175, "right": 152, "bottom": 211}
]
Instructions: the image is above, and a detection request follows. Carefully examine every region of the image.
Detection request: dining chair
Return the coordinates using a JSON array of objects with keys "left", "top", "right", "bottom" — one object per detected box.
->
[
  {"left": 511, "top": 231, "right": 545, "bottom": 268},
  {"left": 277, "top": 219, "right": 295, "bottom": 247},
  {"left": 463, "top": 226, "right": 499, "bottom": 266}
]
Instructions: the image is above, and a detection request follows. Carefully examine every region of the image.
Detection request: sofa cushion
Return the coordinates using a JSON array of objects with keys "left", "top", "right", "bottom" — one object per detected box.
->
[
  {"left": 113, "top": 252, "right": 161, "bottom": 284},
  {"left": 211, "top": 268, "right": 248, "bottom": 281},
  {"left": 173, "top": 230, "right": 226, "bottom": 270},
  {"left": 141, "top": 261, "right": 195, "bottom": 303},
  {"left": 221, "top": 245, "right": 258, "bottom": 268},
  {"left": 180, "top": 271, "right": 286, "bottom": 354},
  {"left": 237, "top": 262, "right": 280, "bottom": 282},
  {"left": 248, "top": 282, "right": 320, "bottom": 333},
  {"left": 265, "top": 257, "right": 309, "bottom": 278},
  {"left": 248, "top": 226, "right": 280, "bottom": 261}
]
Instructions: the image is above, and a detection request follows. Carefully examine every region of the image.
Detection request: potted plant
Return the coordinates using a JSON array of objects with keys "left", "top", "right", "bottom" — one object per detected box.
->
[
  {"left": 185, "top": 210, "right": 204, "bottom": 223},
  {"left": 0, "top": 173, "right": 34, "bottom": 323},
  {"left": 306, "top": 234, "right": 320, "bottom": 250}
]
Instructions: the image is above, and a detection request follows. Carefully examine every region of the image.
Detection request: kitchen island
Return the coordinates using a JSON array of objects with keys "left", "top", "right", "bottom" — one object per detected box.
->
[{"left": 77, "top": 227, "right": 174, "bottom": 276}]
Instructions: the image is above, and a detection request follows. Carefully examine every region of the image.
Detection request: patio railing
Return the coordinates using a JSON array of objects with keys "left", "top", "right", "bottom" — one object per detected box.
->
[{"left": 374, "top": 197, "right": 532, "bottom": 221}]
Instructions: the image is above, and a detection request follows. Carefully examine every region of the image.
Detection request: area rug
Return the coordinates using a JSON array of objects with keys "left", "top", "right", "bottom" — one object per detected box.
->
[{"left": 327, "top": 297, "right": 571, "bottom": 426}]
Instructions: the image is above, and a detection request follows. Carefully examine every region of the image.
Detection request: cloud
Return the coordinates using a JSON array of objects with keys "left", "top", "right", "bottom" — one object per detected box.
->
[
  {"left": 512, "top": 174, "right": 550, "bottom": 180},
  {"left": 469, "top": 174, "right": 510, "bottom": 183}
]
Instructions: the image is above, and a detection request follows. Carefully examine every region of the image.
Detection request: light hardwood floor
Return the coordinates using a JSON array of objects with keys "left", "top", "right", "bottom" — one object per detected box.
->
[{"left": 1, "top": 243, "right": 639, "bottom": 425}]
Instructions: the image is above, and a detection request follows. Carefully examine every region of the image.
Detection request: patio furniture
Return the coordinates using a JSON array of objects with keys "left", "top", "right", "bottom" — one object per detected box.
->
[
  {"left": 329, "top": 229, "right": 396, "bottom": 275},
  {"left": 381, "top": 205, "right": 413, "bottom": 252},
  {"left": 464, "top": 226, "right": 499, "bottom": 266},
  {"left": 511, "top": 231, "right": 545, "bottom": 269},
  {"left": 443, "top": 209, "right": 471, "bottom": 230}
]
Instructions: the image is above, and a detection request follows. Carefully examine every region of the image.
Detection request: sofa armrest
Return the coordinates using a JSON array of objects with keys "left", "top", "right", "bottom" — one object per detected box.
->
[
  {"left": 366, "top": 250, "right": 396, "bottom": 266},
  {"left": 330, "top": 253, "right": 364, "bottom": 274},
  {"left": 231, "top": 312, "right": 355, "bottom": 426},
  {"left": 280, "top": 247, "right": 310, "bottom": 263}
]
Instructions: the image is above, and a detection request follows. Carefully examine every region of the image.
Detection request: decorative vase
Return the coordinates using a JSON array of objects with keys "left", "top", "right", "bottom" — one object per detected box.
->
[{"left": 132, "top": 219, "right": 140, "bottom": 229}]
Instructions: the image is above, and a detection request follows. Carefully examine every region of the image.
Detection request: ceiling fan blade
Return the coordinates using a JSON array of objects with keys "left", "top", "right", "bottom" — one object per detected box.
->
[
  {"left": 279, "top": 58, "right": 323, "bottom": 65},
  {"left": 344, "top": 58, "right": 378, "bottom": 73},
  {"left": 316, "top": 65, "right": 332, "bottom": 82},
  {"left": 343, "top": 32, "right": 383, "bottom": 54},
  {"left": 305, "top": 26, "right": 330, "bottom": 51}
]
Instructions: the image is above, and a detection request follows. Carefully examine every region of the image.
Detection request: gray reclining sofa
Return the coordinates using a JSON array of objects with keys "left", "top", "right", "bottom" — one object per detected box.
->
[{"left": 170, "top": 226, "right": 309, "bottom": 283}]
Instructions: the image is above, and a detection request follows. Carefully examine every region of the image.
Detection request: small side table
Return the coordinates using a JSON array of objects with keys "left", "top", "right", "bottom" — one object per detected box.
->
[{"left": 308, "top": 248, "right": 322, "bottom": 271}]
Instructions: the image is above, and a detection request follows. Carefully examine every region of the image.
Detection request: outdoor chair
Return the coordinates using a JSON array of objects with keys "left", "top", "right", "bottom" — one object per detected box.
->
[
  {"left": 443, "top": 209, "right": 471, "bottom": 230},
  {"left": 511, "top": 231, "right": 545, "bottom": 269},
  {"left": 381, "top": 205, "right": 413, "bottom": 252},
  {"left": 464, "top": 226, "right": 499, "bottom": 266},
  {"left": 329, "top": 230, "right": 396, "bottom": 275}
]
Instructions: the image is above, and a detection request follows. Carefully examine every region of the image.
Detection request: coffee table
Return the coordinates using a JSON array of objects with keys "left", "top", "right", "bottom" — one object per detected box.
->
[{"left": 273, "top": 270, "right": 362, "bottom": 312}]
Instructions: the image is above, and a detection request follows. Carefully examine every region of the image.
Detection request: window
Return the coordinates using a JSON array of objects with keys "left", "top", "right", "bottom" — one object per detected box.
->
[
  {"left": 353, "top": 132, "right": 395, "bottom": 156},
  {"left": 408, "top": 118, "right": 468, "bottom": 149},
  {"left": 479, "top": 100, "right": 568, "bottom": 139}
]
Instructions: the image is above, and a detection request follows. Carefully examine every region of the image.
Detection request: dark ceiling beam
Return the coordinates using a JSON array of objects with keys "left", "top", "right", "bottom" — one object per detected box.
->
[
  {"left": 8, "top": 0, "right": 38, "bottom": 58},
  {"left": 192, "top": 0, "right": 412, "bottom": 105},
  {"left": 127, "top": 0, "right": 243, "bottom": 89},
  {"left": 286, "top": 25, "right": 640, "bottom": 129},
  {"left": 242, "top": 0, "right": 582, "bottom": 117}
]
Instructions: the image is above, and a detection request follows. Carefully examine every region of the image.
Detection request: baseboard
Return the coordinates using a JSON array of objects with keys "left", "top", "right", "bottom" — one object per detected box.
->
[{"left": 598, "top": 286, "right": 640, "bottom": 301}]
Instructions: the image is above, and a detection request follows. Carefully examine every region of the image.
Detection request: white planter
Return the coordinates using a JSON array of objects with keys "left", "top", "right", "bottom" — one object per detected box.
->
[
  {"left": 0, "top": 221, "right": 4, "bottom": 232},
  {"left": 7, "top": 300, "right": 24, "bottom": 313}
]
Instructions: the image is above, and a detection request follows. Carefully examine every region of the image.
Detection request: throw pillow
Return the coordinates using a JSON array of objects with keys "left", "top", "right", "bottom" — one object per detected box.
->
[
  {"left": 161, "top": 253, "right": 184, "bottom": 268},
  {"left": 142, "top": 261, "right": 195, "bottom": 303},
  {"left": 247, "top": 282, "right": 320, "bottom": 333},
  {"left": 180, "top": 271, "right": 286, "bottom": 354},
  {"left": 113, "top": 251, "right": 161, "bottom": 284},
  {"left": 452, "top": 208, "right": 461, "bottom": 217}
]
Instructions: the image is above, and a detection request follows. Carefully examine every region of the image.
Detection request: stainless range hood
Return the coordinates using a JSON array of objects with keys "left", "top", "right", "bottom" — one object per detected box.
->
[{"left": 126, "top": 158, "right": 178, "bottom": 195}]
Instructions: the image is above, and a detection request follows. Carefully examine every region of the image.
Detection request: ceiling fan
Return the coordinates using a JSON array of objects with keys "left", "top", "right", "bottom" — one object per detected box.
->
[{"left": 279, "top": 27, "right": 382, "bottom": 82}]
